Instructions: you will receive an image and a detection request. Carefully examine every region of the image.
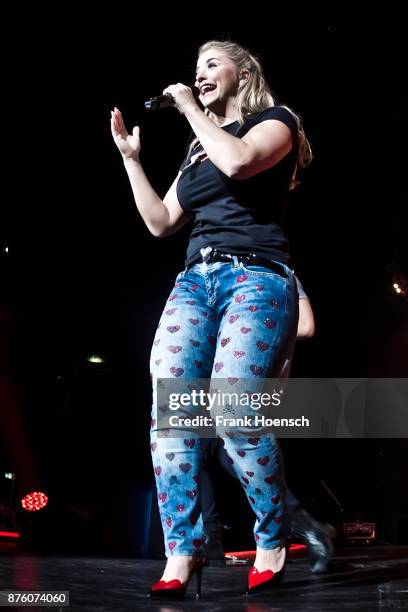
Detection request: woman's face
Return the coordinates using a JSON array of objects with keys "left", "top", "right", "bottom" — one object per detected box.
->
[{"left": 195, "top": 48, "right": 240, "bottom": 112}]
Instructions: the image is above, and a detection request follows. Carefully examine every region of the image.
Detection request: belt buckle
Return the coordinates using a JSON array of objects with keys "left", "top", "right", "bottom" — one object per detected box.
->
[{"left": 200, "top": 246, "right": 213, "bottom": 263}]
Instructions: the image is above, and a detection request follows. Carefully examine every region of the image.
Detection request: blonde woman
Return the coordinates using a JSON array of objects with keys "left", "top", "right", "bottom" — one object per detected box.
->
[{"left": 111, "top": 40, "right": 312, "bottom": 598}]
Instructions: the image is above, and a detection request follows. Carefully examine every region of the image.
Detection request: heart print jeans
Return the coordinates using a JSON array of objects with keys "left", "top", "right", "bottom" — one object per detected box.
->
[{"left": 149, "top": 256, "right": 298, "bottom": 556}]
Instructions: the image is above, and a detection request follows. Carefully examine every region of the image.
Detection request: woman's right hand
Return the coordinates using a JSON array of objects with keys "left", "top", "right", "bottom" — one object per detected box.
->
[{"left": 110, "top": 107, "right": 141, "bottom": 160}]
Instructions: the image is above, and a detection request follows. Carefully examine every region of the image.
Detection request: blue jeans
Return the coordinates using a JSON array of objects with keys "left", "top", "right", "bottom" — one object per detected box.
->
[
  {"left": 150, "top": 257, "right": 298, "bottom": 556},
  {"left": 200, "top": 437, "right": 301, "bottom": 527}
]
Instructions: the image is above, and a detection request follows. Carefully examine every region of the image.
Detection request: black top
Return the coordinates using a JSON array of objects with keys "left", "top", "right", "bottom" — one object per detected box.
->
[{"left": 176, "top": 106, "right": 299, "bottom": 267}]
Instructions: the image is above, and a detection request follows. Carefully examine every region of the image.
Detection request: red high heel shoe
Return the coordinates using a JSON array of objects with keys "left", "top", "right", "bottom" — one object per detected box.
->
[
  {"left": 246, "top": 562, "right": 285, "bottom": 594},
  {"left": 149, "top": 556, "right": 205, "bottom": 600}
]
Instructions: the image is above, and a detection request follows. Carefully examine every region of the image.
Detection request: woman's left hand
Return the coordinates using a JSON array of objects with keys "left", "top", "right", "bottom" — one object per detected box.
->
[{"left": 162, "top": 83, "right": 197, "bottom": 115}]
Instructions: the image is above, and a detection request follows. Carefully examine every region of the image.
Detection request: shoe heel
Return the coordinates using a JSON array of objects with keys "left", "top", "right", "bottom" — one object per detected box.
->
[
  {"left": 195, "top": 565, "right": 203, "bottom": 599},
  {"left": 149, "top": 557, "right": 204, "bottom": 600}
]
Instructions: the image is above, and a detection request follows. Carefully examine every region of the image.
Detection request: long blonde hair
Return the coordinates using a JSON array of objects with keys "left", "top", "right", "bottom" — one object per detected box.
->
[{"left": 189, "top": 40, "right": 313, "bottom": 189}]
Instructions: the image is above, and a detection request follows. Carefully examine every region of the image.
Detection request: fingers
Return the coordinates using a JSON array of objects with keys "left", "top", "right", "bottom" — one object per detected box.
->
[
  {"left": 162, "top": 83, "right": 189, "bottom": 96},
  {"left": 111, "top": 107, "right": 121, "bottom": 128},
  {"left": 110, "top": 107, "right": 129, "bottom": 137},
  {"left": 161, "top": 84, "right": 196, "bottom": 115},
  {"left": 110, "top": 108, "right": 118, "bottom": 131},
  {"left": 110, "top": 113, "right": 118, "bottom": 137},
  {"left": 114, "top": 107, "right": 125, "bottom": 130}
]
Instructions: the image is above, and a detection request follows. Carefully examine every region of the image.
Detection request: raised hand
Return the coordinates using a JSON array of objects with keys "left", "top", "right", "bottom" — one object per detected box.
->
[{"left": 110, "top": 107, "right": 141, "bottom": 160}]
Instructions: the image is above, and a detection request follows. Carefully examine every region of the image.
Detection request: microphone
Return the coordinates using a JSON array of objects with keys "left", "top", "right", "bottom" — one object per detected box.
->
[
  {"left": 144, "top": 86, "right": 200, "bottom": 111},
  {"left": 144, "top": 94, "right": 174, "bottom": 111}
]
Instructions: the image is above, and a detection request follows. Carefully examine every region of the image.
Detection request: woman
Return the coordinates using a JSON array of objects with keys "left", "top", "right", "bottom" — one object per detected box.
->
[{"left": 111, "top": 40, "right": 312, "bottom": 598}]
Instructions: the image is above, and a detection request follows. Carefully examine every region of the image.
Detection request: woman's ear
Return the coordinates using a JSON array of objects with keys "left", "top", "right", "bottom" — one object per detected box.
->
[{"left": 239, "top": 70, "right": 250, "bottom": 85}]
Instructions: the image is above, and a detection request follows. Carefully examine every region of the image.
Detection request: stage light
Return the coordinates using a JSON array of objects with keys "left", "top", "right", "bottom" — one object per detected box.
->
[
  {"left": 21, "top": 491, "right": 48, "bottom": 512},
  {"left": 392, "top": 282, "right": 403, "bottom": 294},
  {"left": 387, "top": 261, "right": 408, "bottom": 302},
  {"left": 392, "top": 281, "right": 406, "bottom": 296},
  {"left": 4, "top": 473, "right": 15, "bottom": 480},
  {"left": 86, "top": 354, "right": 105, "bottom": 364},
  {"left": 0, "top": 531, "right": 20, "bottom": 539}
]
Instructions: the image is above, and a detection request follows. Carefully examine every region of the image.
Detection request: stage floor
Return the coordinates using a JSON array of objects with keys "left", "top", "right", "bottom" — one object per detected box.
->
[{"left": 0, "top": 546, "right": 408, "bottom": 610}]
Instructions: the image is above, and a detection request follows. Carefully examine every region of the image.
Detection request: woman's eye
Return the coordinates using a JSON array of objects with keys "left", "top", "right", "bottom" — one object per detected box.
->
[{"left": 195, "top": 62, "right": 217, "bottom": 78}]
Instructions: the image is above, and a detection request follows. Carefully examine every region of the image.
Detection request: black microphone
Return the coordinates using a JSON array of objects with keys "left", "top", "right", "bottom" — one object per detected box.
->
[
  {"left": 144, "top": 86, "right": 200, "bottom": 111},
  {"left": 144, "top": 94, "right": 174, "bottom": 111}
]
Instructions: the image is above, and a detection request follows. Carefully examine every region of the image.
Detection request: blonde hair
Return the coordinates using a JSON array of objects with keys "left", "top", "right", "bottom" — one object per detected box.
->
[{"left": 189, "top": 40, "right": 313, "bottom": 189}]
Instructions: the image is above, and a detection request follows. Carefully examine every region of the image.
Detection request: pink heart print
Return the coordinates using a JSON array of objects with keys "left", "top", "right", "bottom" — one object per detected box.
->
[
  {"left": 257, "top": 456, "right": 270, "bottom": 466},
  {"left": 170, "top": 367, "right": 184, "bottom": 377},
  {"left": 256, "top": 341, "right": 269, "bottom": 351},
  {"left": 167, "top": 345, "right": 182, "bottom": 353}
]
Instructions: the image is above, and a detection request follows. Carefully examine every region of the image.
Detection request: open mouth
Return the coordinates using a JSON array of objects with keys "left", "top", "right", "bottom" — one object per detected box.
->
[{"left": 200, "top": 84, "right": 216, "bottom": 96}]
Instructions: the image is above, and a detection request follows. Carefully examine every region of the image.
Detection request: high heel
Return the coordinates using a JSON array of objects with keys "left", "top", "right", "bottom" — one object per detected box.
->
[
  {"left": 290, "top": 507, "right": 336, "bottom": 573},
  {"left": 148, "top": 556, "right": 205, "bottom": 600},
  {"left": 246, "top": 562, "right": 285, "bottom": 594}
]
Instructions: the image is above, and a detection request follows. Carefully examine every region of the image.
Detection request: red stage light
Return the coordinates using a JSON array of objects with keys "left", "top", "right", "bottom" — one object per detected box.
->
[
  {"left": 21, "top": 491, "right": 48, "bottom": 512},
  {"left": 0, "top": 531, "right": 20, "bottom": 538}
]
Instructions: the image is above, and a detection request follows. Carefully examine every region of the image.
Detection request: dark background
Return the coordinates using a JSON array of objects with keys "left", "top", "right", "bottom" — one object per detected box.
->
[{"left": 1, "top": 4, "right": 407, "bottom": 553}]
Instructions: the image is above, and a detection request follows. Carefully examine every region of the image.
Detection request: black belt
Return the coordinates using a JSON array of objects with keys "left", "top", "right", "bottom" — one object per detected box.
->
[{"left": 187, "top": 249, "right": 288, "bottom": 279}]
